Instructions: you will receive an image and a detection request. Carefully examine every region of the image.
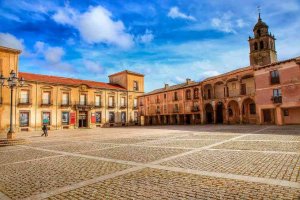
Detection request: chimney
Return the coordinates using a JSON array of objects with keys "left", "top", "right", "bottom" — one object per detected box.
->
[
  {"left": 164, "top": 83, "right": 169, "bottom": 89},
  {"left": 186, "top": 78, "right": 192, "bottom": 84}
]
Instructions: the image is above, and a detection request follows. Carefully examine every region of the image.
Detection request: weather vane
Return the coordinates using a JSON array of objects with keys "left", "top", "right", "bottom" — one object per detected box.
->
[{"left": 257, "top": 6, "right": 261, "bottom": 19}]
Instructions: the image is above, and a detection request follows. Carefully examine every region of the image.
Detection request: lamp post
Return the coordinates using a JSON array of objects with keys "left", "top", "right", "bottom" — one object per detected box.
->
[{"left": 0, "top": 70, "right": 24, "bottom": 139}]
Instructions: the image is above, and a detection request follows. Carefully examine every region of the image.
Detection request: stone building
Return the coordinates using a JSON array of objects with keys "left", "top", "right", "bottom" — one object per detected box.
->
[
  {"left": 0, "top": 46, "right": 144, "bottom": 133},
  {"left": 139, "top": 15, "right": 300, "bottom": 125}
]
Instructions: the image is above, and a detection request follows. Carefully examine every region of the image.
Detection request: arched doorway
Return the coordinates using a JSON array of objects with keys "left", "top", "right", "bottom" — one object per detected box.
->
[
  {"left": 205, "top": 104, "right": 214, "bottom": 124},
  {"left": 242, "top": 98, "right": 257, "bottom": 124},
  {"left": 216, "top": 102, "right": 224, "bottom": 124},
  {"left": 227, "top": 100, "right": 240, "bottom": 124}
]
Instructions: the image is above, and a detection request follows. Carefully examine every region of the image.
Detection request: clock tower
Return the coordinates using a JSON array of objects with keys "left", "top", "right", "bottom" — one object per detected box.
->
[{"left": 248, "top": 13, "right": 277, "bottom": 66}]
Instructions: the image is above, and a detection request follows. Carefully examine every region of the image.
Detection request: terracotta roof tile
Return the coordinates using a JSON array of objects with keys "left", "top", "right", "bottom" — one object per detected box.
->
[{"left": 19, "top": 72, "right": 126, "bottom": 90}]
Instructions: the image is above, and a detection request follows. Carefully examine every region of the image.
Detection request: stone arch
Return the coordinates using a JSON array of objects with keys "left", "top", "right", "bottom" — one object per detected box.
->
[
  {"left": 205, "top": 103, "right": 214, "bottom": 124},
  {"left": 242, "top": 97, "right": 257, "bottom": 124},
  {"left": 227, "top": 100, "right": 240, "bottom": 124}
]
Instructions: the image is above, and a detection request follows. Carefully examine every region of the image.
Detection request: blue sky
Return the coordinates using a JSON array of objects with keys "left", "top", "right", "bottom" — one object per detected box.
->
[{"left": 0, "top": 0, "right": 299, "bottom": 92}]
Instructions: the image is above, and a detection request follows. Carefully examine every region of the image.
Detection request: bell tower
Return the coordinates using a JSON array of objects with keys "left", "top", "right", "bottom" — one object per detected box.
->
[{"left": 248, "top": 11, "right": 277, "bottom": 66}]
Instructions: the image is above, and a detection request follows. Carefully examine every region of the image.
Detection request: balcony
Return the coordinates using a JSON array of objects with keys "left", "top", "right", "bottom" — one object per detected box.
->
[
  {"left": 191, "top": 106, "right": 200, "bottom": 112},
  {"left": 41, "top": 99, "right": 52, "bottom": 106},
  {"left": 133, "top": 105, "right": 138, "bottom": 110},
  {"left": 156, "top": 109, "right": 161, "bottom": 114},
  {"left": 61, "top": 101, "right": 71, "bottom": 107},
  {"left": 120, "top": 104, "right": 127, "bottom": 109},
  {"left": 271, "top": 77, "right": 280, "bottom": 85},
  {"left": 94, "top": 103, "right": 103, "bottom": 108},
  {"left": 272, "top": 96, "right": 282, "bottom": 104},
  {"left": 173, "top": 108, "right": 179, "bottom": 113},
  {"left": 173, "top": 97, "right": 179, "bottom": 101},
  {"left": 108, "top": 103, "right": 116, "bottom": 109},
  {"left": 186, "top": 96, "right": 191, "bottom": 101},
  {"left": 155, "top": 99, "right": 160, "bottom": 103},
  {"left": 75, "top": 101, "right": 94, "bottom": 110},
  {"left": 18, "top": 98, "right": 31, "bottom": 106}
]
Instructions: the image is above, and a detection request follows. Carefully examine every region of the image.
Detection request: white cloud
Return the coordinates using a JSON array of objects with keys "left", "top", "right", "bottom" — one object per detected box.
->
[
  {"left": 44, "top": 47, "right": 65, "bottom": 64},
  {"left": 168, "top": 7, "right": 196, "bottom": 21},
  {"left": 83, "top": 60, "right": 104, "bottom": 73},
  {"left": 34, "top": 41, "right": 45, "bottom": 53},
  {"left": 0, "top": 33, "right": 24, "bottom": 50},
  {"left": 211, "top": 12, "right": 246, "bottom": 33},
  {"left": 136, "top": 29, "right": 154, "bottom": 44},
  {"left": 52, "top": 6, "right": 134, "bottom": 49},
  {"left": 52, "top": 6, "right": 77, "bottom": 25}
]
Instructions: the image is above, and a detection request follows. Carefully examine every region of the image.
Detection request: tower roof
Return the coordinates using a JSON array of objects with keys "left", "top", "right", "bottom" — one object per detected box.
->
[{"left": 253, "top": 13, "right": 268, "bottom": 31}]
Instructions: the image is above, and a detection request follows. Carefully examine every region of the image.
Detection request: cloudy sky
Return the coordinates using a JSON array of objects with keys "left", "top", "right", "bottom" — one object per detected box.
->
[{"left": 0, "top": 0, "right": 299, "bottom": 92}]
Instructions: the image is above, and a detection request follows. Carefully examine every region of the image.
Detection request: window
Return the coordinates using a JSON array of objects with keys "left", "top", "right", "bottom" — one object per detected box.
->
[
  {"left": 249, "top": 103, "right": 256, "bottom": 114},
  {"left": 62, "top": 112, "right": 69, "bottom": 125},
  {"left": 95, "top": 95, "right": 101, "bottom": 107},
  {"left": 164, "top": 93, "right": 167, "bottom": 99},
  {"left": 42, "top": 112, "right": 51, "bottom": 125},
  {"left": 80, "top": 94, "right": 86, "bottom": 105},
  {"left": 186, "top": 90, "right": 191, "bottom": 100},
  {"left": 156, "top": 95, "right": 160, "bottom": 103},
  {"left": 109, "top": 112, "right": 115, "bottom": 123},
  {"left": 133, "top": 98, "right": 138, "bottom": 108},
  {"left": 121, "top": 112, "right": 126, "bottom": 123},
  {"left": 273, "top": 89, "right": 281, "bottom": 97},
  {"left": 257, "top": 30, "right": 261, "bottom": 37},
  {"left": 108, "top": 96, "right": 114, "bottom": 107},
  {"left": 241, "top": 83, "right": 246, "bottom": 95},
  {"left": 260, "top": 41, "right": 264, "bottom": 49},
  {"left": 62, "top": 93, "right": 69, "bottom": 105},
  {"left": 232, "top": 83, "right": 236, "bottom": 89},
  {"left": 174, "top": 92, "right": 178, "bottom": 101},
  {"left": 42, "top": 91, "right": 51, "bottom": 105},
  {"left": 272, "top": 89, "right": 282, "bottom": 103},
  {"left": 133, "top": 81, "right": 139, "bottom": 91},
  {"left": 194, "top": 88, "right": 199, "bottom": 99},
  {"left": 96, "top": 112, "right": 101, "bottom": 123},
  {"left": 270, "top": 70, "right": 280, "bottom": 84},
  {"left": 20, "top": 112, "right": 29, "bottom": 127},
  {"left": 164, "top": 105, "right": 167, "bottom": 112},
  {"left": 283, "top": 109, "right": 289, "bottom": 116},
  {"left": 254, "top": 42, "right": 258, "bottom": 50},
  {"left": 207, "top": 89, "right": 211, "bottom": 99},
  {"left": 174, "top": 104, "right": 179, "bottom": 112},
  {"left": 20, "top": 90, "right": 29, "bottom": 104},
  {"left": 121, "top": 97, "right": 126, "bottom": 107}
]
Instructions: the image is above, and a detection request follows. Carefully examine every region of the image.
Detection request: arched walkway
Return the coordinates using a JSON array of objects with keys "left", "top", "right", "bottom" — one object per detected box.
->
[
  {"left": 227, "top": 100, "right": 240, "bottom": 124},
  {"left": 242, "top": 98, "right": 257, "bottom": 124},
  {"left": 216, "top": 102, "right": 224, "bottom": 124},
  {"left": 205, "top": 104, "right": 214, "bottom": 124}
]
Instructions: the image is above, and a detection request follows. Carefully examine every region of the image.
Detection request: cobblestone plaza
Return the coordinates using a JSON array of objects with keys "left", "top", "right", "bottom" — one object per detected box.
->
[{"left": 0, "top": 125, "right": 299, "bottom": 199}]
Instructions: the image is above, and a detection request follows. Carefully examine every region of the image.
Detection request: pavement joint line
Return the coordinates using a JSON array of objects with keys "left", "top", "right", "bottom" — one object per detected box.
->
[
  {"left": 149, "top": 126, "right": 271, "bottom": 165},
  {"left": 235, "top": 139, "right": 300, "bottom": 143},
  {"left": 24, "top": 166, "right": 145, "bottom": 200},
  {"left": 0, "top": 191, "right": 11, "bottom": 200},
  {"left": 206, "top": 148, "right": 300, "bottom": 155},
  {"left": 144, "top": 164, "right": 300, "bottom": 189},
  {"left": 0, "top": 155, "right": 66, "bottom": 167},
  {"left": 128, "top": 144, "right": 197, "bottom": 150}
]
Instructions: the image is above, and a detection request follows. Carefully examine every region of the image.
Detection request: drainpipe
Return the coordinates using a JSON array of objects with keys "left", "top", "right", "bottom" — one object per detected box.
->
[
  {"left": 56, "top": 85, "right": 58, "bottom": 130},
  {"left": 35, "top": 81, "right": 38, "bottom": 131}
]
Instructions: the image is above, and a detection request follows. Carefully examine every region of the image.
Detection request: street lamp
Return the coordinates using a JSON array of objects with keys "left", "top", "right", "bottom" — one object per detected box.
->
[{"left": 0, "top": 70, "right": 25, "bottom": 139}]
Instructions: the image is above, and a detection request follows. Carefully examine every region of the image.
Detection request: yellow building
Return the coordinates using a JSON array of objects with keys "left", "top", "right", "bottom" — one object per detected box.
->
[{"left": 0, "top": 46, "right": 144, "bottom": 134}]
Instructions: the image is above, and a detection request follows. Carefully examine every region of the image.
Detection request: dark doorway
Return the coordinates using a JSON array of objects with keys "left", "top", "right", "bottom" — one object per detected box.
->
[
  {"left": 216, "top": 102, "right": 224, "bottom": 124},
  {"left": 109, "top": 112, "right": 115, "bottom": 123},
  {"left": 166, "top": 116, "right": 170, "bottom": 125},
  {"left": 205, "top": 104, "right": 214, "bottom": 124},
  {"left": 263, "top": 109, "right": 272, "bottom": 123},
  {"left": 185, "top": 114, "right": 192, "bottom": 124},
  {"left": 79, "top": 111, "right": 88, "bottom": 128},
  {"left": 172, "top": 115, "right": 178, "bottom": 124},
  {"left": 121, "top": 112, "right": 126, "bottom": 125}
]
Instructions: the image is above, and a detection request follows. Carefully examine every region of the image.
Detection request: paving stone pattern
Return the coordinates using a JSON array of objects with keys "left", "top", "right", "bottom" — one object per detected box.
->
[{"left": 0, "top": 125, "right": 299, "bottom": 199}]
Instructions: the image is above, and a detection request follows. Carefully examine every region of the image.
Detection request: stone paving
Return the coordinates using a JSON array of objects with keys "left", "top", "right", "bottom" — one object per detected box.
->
[{"left": 0, "top": 125, "right": 299, "bottom": 200}]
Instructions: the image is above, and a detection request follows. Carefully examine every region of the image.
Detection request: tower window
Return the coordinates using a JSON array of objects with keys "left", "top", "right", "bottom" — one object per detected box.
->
[
  {"left": 260, "top": 41, "right": 264, "bottom": 49},
  {"left": 257, "top": 29, "right": 261, "bottom": 37},
  {"left": 270, "top": 70, "right": 280, "bottom": 84},
  {"left": 254, "top": 42, "right": 258, "bottom": 50}
]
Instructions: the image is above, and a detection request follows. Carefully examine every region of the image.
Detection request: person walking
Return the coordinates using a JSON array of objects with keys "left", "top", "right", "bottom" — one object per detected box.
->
[{"left": 41, "top": 125, "right": 48, "bottom": 137}]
